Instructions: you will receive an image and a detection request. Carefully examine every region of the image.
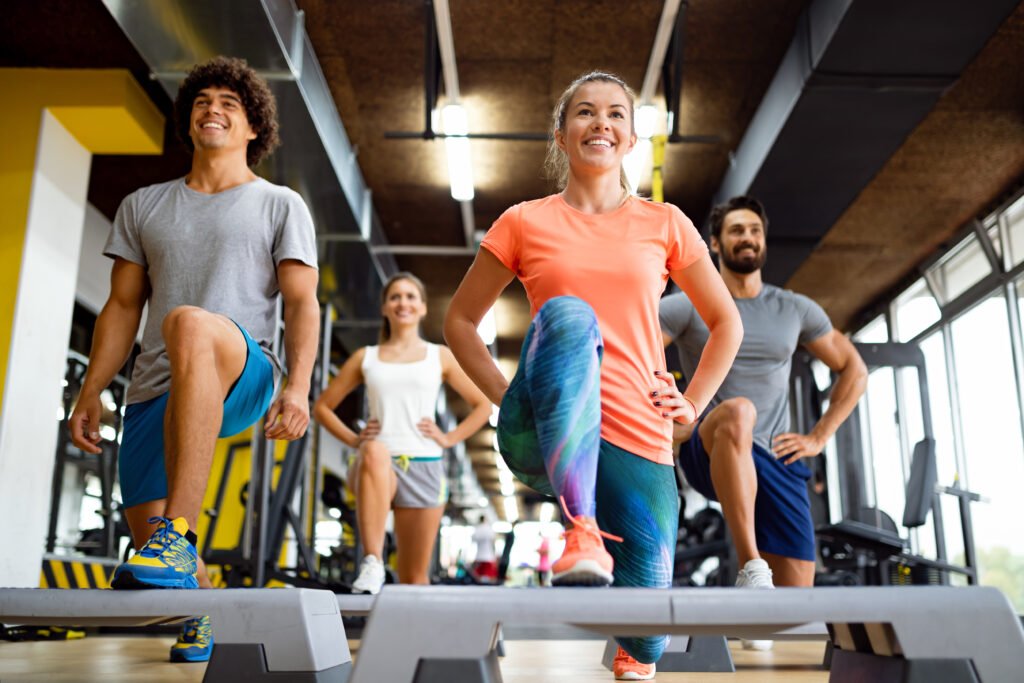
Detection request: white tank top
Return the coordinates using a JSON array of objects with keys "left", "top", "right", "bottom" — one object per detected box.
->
[{"left": 362, "top": 343, "right": 444, "bottom": 458}]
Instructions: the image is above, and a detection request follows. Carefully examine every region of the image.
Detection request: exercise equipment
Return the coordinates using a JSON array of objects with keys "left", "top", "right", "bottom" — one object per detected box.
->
[
  {"left": 815, "top": 343, "right": 981, "bottom": 586},
  {"left": 0, "top": 587, "right": 350, "bottom": 683},
  {"left": 349, "top": 584, "right": 1023, "bottom": 683}
]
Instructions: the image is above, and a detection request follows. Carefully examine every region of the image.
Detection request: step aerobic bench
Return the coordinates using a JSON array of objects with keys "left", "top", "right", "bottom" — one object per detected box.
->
[
  {"left": 0, "top": 587, "right": 350, "bottom": 682},
  {"left": 349, "top": 585, "right": 1024, "bottom": 683}
]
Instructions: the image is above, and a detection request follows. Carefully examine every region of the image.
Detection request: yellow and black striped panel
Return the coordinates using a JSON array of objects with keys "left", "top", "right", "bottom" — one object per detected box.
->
[{"left": 39, "top": 556, "right": 116, "bottom": 589}]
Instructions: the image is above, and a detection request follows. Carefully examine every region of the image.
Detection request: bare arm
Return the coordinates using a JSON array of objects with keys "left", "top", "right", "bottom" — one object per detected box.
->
[
  {"left": 667, "top": 256, "right": 743, "bottom": 416},
  {"left": 313, "top": 347, "right": 377, "bottom": 449},
  {"left": 419, "top": 346, "right": 493, "bottom": 448},
  {"left": 773, "top": 329, "right": 867, "bottom": 461},
  {"left": 69, "top": 258, "right": 149, "bottom": 453},
  {"left": 264, "top": 259, "right": 320, "bottom": 440},
  {"left": 443, "top": 248, "right": 515, "bottom": 405}
]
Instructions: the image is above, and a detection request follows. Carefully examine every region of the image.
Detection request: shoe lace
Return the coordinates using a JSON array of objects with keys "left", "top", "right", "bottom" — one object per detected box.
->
[
  {"left": 558, "top": 496, "right": 623, "bottom": 544},
  {"left": 178, "top": 617, "right": 200, "bottom": 643},
  {"left": 138, "top": 517, "right": 178, "bottom": 558},
  {"left": 194, "top": 618, "right": 211, "bottom": 644}
]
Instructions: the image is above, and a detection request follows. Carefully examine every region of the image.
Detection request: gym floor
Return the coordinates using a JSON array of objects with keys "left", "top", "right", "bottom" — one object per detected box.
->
[{"left": 0, "top": 636, "right": 829, "bottom": 682}]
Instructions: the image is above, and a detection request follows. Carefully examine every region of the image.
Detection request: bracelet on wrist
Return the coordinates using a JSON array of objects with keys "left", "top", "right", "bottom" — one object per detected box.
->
[{"left": 674, "top": 395, "right": 698, "bottom": 423}]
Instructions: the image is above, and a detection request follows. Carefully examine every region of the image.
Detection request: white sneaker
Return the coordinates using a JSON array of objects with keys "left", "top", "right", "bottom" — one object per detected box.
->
[
  {"left": 736, "top": 558, "right": 774, "bottom": 651},
  {"left": 352, "top": 555, "right": 385, "bottom": 595}
]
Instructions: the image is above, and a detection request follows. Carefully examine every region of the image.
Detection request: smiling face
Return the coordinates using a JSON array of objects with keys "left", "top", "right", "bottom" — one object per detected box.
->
[
  {"left": 555, "top": 80, "right": 636, "bottom": 177},
  {"left": 381, "top": 277, "right": 427, "bottom": 329},
  {"left": 189, "top": 86, "right": 257, "bottom": 156},
  {"left": 713, "top": 208, "right": 767, "bottom": 274}
]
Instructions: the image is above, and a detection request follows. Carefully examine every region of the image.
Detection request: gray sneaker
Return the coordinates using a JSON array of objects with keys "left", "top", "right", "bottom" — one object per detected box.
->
[
  {"left": 352, "top": 555, "right": 385, "bottom": 595},
  {"left": 736, "top": 558, "right": 774, "bottom": 650}
]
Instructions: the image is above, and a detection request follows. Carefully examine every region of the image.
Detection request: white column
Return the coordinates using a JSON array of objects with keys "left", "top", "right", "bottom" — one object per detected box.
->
[{"left": 0, "top": 110, "right": 90, "bottom": 586}]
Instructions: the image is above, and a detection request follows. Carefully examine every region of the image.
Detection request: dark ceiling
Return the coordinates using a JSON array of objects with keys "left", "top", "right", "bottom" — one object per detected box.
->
[{"left": 4, "top": 0, "right": 1024, "bottom": 517}]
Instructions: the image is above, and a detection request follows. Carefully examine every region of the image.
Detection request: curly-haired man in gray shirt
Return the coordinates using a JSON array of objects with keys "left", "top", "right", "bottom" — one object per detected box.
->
[{"left": 68, "top": 57, "right": 319, "bottom": 663}]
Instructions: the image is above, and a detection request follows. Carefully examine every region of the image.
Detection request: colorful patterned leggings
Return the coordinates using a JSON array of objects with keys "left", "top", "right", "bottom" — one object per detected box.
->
[{"left": 497, "top": 296, "right": 679, "bottom": 663}]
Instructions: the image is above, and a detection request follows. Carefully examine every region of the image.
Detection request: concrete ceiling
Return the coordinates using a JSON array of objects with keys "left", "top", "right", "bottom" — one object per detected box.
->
[{"left": 4, "top": 0, "right": 1024, "bottom": 517}]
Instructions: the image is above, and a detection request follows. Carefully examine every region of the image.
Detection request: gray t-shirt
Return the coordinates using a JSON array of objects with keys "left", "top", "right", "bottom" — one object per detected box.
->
[
  {"left": 104, "top": 177, "right": 318, "bottom": 405},
  {"left": 660, "top": 284, "right": 832, "bottom": 453}
]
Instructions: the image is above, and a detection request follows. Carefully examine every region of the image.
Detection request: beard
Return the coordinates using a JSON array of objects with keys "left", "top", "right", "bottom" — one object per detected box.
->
[{"left": 720, "top": 245, "right": 766, "bottom": 274}]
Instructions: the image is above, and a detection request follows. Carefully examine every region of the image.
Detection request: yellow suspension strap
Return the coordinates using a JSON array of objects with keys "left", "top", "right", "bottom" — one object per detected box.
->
[{"left": 651, "top": 134, "right": 667, "bottom": 203}]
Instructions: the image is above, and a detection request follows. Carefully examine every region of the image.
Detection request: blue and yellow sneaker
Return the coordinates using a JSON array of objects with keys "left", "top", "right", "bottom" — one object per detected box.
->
[
  {"left": 170, "top": 615, "right": 213, "bottom": 663},
  {"left": 111, "top": 517, "right": 198, "bottom": 589}
]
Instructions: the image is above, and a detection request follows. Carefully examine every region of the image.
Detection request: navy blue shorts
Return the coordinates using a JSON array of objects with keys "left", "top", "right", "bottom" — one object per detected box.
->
[
  {"left": 118, "top": 322, "right": 275, "bottom": 508},
  {"left": 677, "top": 420, "right": 816, "bottom": 561}
]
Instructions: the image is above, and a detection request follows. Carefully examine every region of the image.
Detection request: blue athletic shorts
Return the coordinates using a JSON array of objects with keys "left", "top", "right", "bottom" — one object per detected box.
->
[
  {"left": 677, "top": 420, "right": 816, "bottom": 561},
  {"left": 118, "top": 321, "right": 275, "bottom": 508}
]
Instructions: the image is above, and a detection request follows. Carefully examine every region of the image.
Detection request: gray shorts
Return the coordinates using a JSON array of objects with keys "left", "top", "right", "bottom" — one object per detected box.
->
[{"left": 350, "top": 454, "right": 448, "bottom": 509}]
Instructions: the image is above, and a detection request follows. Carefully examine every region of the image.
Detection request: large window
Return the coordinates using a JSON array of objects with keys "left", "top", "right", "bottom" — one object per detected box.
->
[
  {"left": 950, "top": 293, "right": 1024, "bottom": 608},
  {"left": 851, "top": 188, "right": 1024, "bottom": 611}
]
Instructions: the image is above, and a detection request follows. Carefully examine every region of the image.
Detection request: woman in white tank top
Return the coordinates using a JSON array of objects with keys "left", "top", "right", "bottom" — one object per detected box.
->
[{"left": 313, "top": 272, "right": 490, "bottom": 593}]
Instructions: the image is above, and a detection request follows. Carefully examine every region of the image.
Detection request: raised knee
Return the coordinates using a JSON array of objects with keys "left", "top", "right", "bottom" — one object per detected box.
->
[
  {"left": 719, "top": 397, "right": 757, "bottom": 429},
  {"left": 162, "top": 306, "right": 213, "bottom": 348},
  {"left": 540, "top": 295, "right": 591, "bottom": 315},
  {"left": 711, "top": 398, "right": 757, "bottom": 446},
  {"left": 536, "top": 296, "right": 598, "bottom": 339}
]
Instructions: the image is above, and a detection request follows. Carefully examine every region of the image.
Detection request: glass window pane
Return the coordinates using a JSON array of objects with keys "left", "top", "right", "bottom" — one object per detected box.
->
[
  {"left": 939, "top": 493, "right": 967, "bottom": 580},
  {"left": 950, "top": 293, "right": 1024, "bottom": 610},
  {"left": 862, "top": 367, "right": 905, "bottom": 526},
  {"left": 1017, "top": 276, "right": 1024, "bottom": 340},
  {"left": 904, "top": 333, "right": 961, "bottom": 560},
  {"left": 1001, "top": 194, "right": 1024, "bottom": 270},
  {"left": 919, "top": 333, "right": 959, "bottom": 486},
  {"left": 854, "top": 315, "right": 889, "bottom": 343},
  {"left": 894, "top": 279, "right": 940, "bottom": 342},
  {"left": 928, "top": 233, "right": 992, "bottom": 304}
]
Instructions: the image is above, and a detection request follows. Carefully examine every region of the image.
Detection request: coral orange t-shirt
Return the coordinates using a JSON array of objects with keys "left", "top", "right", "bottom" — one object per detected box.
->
[{"left": 481, "top": 194, "right": 708, "bottom": 464}]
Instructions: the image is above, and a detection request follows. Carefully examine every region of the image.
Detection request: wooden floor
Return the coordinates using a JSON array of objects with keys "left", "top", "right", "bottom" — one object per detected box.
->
[{"left": 0, "top": 635, "right": 829, "bottom": 682}]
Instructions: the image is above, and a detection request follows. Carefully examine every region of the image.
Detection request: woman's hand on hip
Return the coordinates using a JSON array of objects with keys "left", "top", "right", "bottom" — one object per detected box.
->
[
  {"left": 650, "top": 370, "right": 698, "bottom": 425},
  {"left": 418, "top": 418, "right": 453, "bottom": 449},
  {"left": 356, "top": 418, "right": 381, "bottom": 446}
]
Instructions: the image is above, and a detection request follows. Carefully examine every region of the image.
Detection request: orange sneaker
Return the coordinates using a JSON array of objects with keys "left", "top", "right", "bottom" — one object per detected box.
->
[
  {"left": 613, "top": 647, "right": 656, "bottom": 681},
  {"left": 551, "top": 497, "right": 621, "bottom": 586}
]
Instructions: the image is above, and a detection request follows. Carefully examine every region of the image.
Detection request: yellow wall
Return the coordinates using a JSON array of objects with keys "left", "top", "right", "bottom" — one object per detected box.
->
[{"left": 0, "top": 69, "right": 163, "bottom": 414}]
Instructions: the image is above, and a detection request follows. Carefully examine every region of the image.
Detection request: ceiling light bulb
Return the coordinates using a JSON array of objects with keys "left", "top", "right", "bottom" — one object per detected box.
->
[{"left": 635, "top": 105, "right": 659, "bottom": 140}]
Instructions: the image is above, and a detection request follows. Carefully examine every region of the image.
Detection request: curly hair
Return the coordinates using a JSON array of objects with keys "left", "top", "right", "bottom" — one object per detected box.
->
[{"left": 174, "top": 56, "right": 280, "bottom": 167}]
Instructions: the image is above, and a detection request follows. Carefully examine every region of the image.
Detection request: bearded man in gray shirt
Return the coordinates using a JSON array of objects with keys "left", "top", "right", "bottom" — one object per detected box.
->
[
  {"left": 660, "top": 196, "right": 866, "bottom": 648},
  {"left": 68, "top": 57, "right": 319, "bottom": 662}
]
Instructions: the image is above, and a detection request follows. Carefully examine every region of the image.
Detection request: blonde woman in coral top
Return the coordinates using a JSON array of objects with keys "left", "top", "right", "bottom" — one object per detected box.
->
[{"left": 444, "top": 71, "right": 742, "bottom": 680}]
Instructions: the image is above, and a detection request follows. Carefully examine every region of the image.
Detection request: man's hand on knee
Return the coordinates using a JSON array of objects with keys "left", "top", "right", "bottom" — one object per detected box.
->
[{"left": 264, "top": 386, "right": 310, "bottom": 440}]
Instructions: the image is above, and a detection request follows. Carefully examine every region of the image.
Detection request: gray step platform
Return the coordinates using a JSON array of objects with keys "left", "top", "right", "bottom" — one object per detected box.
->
[
  {"left": 336, "top": 593, "right": 375, "bottom": 616},
  {"left": 0, "top": 588, "right": 350, "bottom": 683},
  {"left": 350, "top": 585, "right": 1024, "bottom": 683}
]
